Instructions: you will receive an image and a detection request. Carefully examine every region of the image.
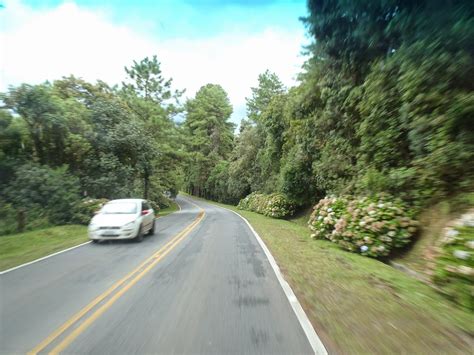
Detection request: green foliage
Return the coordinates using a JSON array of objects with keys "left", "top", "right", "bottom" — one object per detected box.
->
[
  {"left": 309, "top": 196, "right": 418, "bottom": 258},
  {"left": 227, "top": 121, "right": 261, "bottom": 200},
  {"left": 185, "top": 84, "right": 234, "bottom": 158},
  {"left": 279, "top": 146, "right": 316, "bottom": 204},
  {"left": 0, "top": 110, "right": 29, "bottom": 162},
  {"left": 238, "top": 192, "right": 295, "bottom": 218},
  {"left": 185, "top": 2, "right": 474, "bottom": 210},
  {"left": 71, "top": 198, "right": 109, "bottom": 225},
  {"left": 434, "top": 219, "right": 474, "bottom": 310},
  {"left": 148, "top": 200, "right": 162, "bottom": 212},
  {"left": 1, "top": 56, "right": 185, "bottom": 225},
  {"left": 123, "top": 55, "right": 184, "bottom": 110},
  {"left": 223, "top": 71, "right": 289, "bottom": 202},
  {"left": 0, "top": 202, "right": 18, "bottom": 235},
  {"left": 246, "top": 70, "right": 285, "bottom": 122},
  {"left": 0, "top": 199, "right": 51, "bottom": 236},
  {"left": 2, "top": 83, "right": 67, "bottom": 166},
  {"left": 183, "top": 84, "right": 235, "bottom": 199},
  {"left": 149, "top": 193, "right": 172, "bottom": 210},
  {"left": 122, "top": 57, "right": 184, "bottom": 199},
  {"left": 5, "top": 163, "right": 81, "bottom": 225},
  {"left": 206, "top": 160, "right": 234, "bottom": 203}
]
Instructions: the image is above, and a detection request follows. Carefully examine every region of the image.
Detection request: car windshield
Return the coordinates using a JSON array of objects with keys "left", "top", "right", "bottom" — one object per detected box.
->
[{"left": 101, "top": 202, "right": 137, "bottom": 214}]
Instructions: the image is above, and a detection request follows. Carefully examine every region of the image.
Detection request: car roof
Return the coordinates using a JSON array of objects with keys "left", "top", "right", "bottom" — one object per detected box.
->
[{"left": 107, "top": 199, "right": 144, "bottom": 204}]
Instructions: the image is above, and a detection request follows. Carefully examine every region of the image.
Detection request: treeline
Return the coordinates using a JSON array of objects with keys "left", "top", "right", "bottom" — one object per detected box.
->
[
  {"left": 183, "top": 0, "right": 474, "bottom": 209},
  {"left": 0, "top": 56, "right": 185, "bottom": 233},
  {"left": 1, "top": 0, "right": 473, "bottom": 234}
]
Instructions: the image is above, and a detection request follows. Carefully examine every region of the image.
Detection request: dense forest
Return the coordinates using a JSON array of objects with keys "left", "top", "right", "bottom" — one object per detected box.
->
[
  {"left": 0, "top": 56, "right": 187, "bottom": 233},
  {"left": 1, "top": 0, "right": 473, "bottom": 235},
  {"left": 184, "top": 0, "right": 474, "bottom": 209}
]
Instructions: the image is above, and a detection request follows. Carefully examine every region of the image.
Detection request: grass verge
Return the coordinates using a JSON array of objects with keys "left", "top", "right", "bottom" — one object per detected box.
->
[
  {"left": 0, "top": 203, "right": 180, "bottom": 272},
  {"left": 0, "top": 225, "right": 88, "bottom": 272},
  {"left": 197, "top": 196, "right": 473, "bottom": 354},
  {"left": 158, "top": 200, "right": 180, "bottom": 217}
]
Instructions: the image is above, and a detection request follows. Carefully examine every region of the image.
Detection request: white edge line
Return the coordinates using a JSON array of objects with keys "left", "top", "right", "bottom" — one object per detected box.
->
[
  {"left": 0, "top": 241, "right": 92, "bottom": 275},
  {"left": 189, "top": 197, "right": 328, "bottom": 355}
]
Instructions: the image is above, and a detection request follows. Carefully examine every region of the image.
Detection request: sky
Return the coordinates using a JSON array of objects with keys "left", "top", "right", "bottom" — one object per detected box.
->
[{"left": 0, "top": 0, "right": 310, "bottom": 123}]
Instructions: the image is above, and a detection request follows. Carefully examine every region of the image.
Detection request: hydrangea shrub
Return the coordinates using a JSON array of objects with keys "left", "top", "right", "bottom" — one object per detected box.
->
[
  {"left": 308, "top": 197, "right": 348, "bottom": 240},
  {"left": 434, "top": 212, "right": 474, "bottom": 310},
  {"left": 308, "top": 196, "right": 418, "bottom": 258},
  {"left": 238, "top": 192, "right": 295, "bottom": 218}
]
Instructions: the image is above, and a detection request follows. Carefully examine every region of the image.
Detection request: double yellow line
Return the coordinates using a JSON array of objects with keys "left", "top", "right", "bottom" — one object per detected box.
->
[{"left": 29, "top": 206, "right": 205, "bottom": 355}]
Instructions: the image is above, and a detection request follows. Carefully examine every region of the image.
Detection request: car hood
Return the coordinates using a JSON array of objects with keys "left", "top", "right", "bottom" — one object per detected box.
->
[{"left": 91, "top": 214, "right": 137, "bottom": 227}]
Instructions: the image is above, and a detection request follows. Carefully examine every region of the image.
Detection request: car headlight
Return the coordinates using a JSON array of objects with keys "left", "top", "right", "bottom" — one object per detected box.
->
[
  {"left": 122, "top": 221, "right": 136, "bottom": 230},
  {"left": 89, "top": 223, "right": 99, "bottom": 231}
]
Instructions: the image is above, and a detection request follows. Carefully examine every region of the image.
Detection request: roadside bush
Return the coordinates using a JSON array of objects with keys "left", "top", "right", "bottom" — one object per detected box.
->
[
  {"left": 237, "top": 192, "right": 261, "bottom": 211},
  {"left": 0, "top": 199, "right": 51, "bottom": 235},
  {"left": 308, "top": 196, "right": 348, "bottom": 240},
  {"left": 72, "top": 198, "right": 109, "bottom": 225},
  {"left": 149, "top": 200, "right": 161, "bottom": 213},
  {"left": 309, "top": 195, "right": 418, "bottom": 258},
  {"left": 0, "top": 202, "right": 18, "bottom": 235},
  {"left": 434, "top": 212, "right": 474, "bottom": 310},
  {"left": 150, "top": 192, "right": 172, "bottom": 209},
  {"left": 5, "top": 163, "right": 81, "bottom": 225},
  {"left": 238, "top": 192, "right": 295, "bottom": 218}
]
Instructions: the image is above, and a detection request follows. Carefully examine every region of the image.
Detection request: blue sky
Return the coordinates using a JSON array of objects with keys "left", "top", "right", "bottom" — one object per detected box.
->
[
  {"left": 19, "top": 0, "right": 307, "bottom": 38},
  {"left": 0, "top": 0, "right": 309, "bottom": 123}
]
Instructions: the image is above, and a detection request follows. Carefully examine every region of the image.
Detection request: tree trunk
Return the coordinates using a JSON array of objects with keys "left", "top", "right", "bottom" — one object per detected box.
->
[
  {"left": 17, "top": 209, "right": 26, "bottom": 233},
  {"left": 143, "top": 167, "right": 150, "bottom": 200},
  {"left": 32, "top": 127, "right": 45, "bottom": 164}
]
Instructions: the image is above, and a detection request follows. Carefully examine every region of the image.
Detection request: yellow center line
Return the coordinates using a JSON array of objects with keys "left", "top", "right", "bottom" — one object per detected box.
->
[{"left": 29, "top": 202, "right": 204, "bottom": 355}]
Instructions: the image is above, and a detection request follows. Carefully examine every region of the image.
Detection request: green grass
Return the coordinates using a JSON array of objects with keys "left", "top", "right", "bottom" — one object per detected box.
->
[
  {"left": 0, "top": 225, "right": 88, "bottom": 271},
  {"left": 158, "top": 200, "right": 180, "bottom": 217},
  {"left": 0, "top": 203, "right": 180, "bottom": 272},
  {"left": 197, "top": 197, "right": 473, "bottom": 354}
]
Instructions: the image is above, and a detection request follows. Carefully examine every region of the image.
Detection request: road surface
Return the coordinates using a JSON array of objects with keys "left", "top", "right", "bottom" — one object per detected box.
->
[{"left": 0, "top": 196, "right": 316, "bottom": 354}]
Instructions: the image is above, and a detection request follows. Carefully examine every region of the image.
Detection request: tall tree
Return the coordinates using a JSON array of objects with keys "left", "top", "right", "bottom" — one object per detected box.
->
[
  {"left": 242, "top": 71, "right": 287, "bottom": 193},
  {"left": 183, "top": 84, "right": 234, "bottom": 197},
  {"left": 246, "top": 70, "right": 285, "bottom": 123},
  {"left": 122, "top": 56, "right": 184, "bottom": 199}
]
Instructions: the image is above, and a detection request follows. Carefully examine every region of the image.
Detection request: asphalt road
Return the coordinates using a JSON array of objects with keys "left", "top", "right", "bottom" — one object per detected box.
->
[{"left": 0, "top": 196, "right": 315, "bottom": 354}]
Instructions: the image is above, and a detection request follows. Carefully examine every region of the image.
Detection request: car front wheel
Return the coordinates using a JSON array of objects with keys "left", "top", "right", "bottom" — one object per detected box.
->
[{"left": 135, "top": 225, "right": 144, "bottom": 242}]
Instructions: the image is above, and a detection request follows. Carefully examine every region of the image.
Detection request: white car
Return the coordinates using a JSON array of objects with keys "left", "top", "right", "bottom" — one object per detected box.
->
[{"left": 88, "top": 199, "right": 155, "bottom": 243}]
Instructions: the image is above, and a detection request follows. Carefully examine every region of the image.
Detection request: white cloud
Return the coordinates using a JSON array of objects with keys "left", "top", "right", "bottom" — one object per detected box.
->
[{"left": 0, "top": 0, "right": 306, "bottom": 123}]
